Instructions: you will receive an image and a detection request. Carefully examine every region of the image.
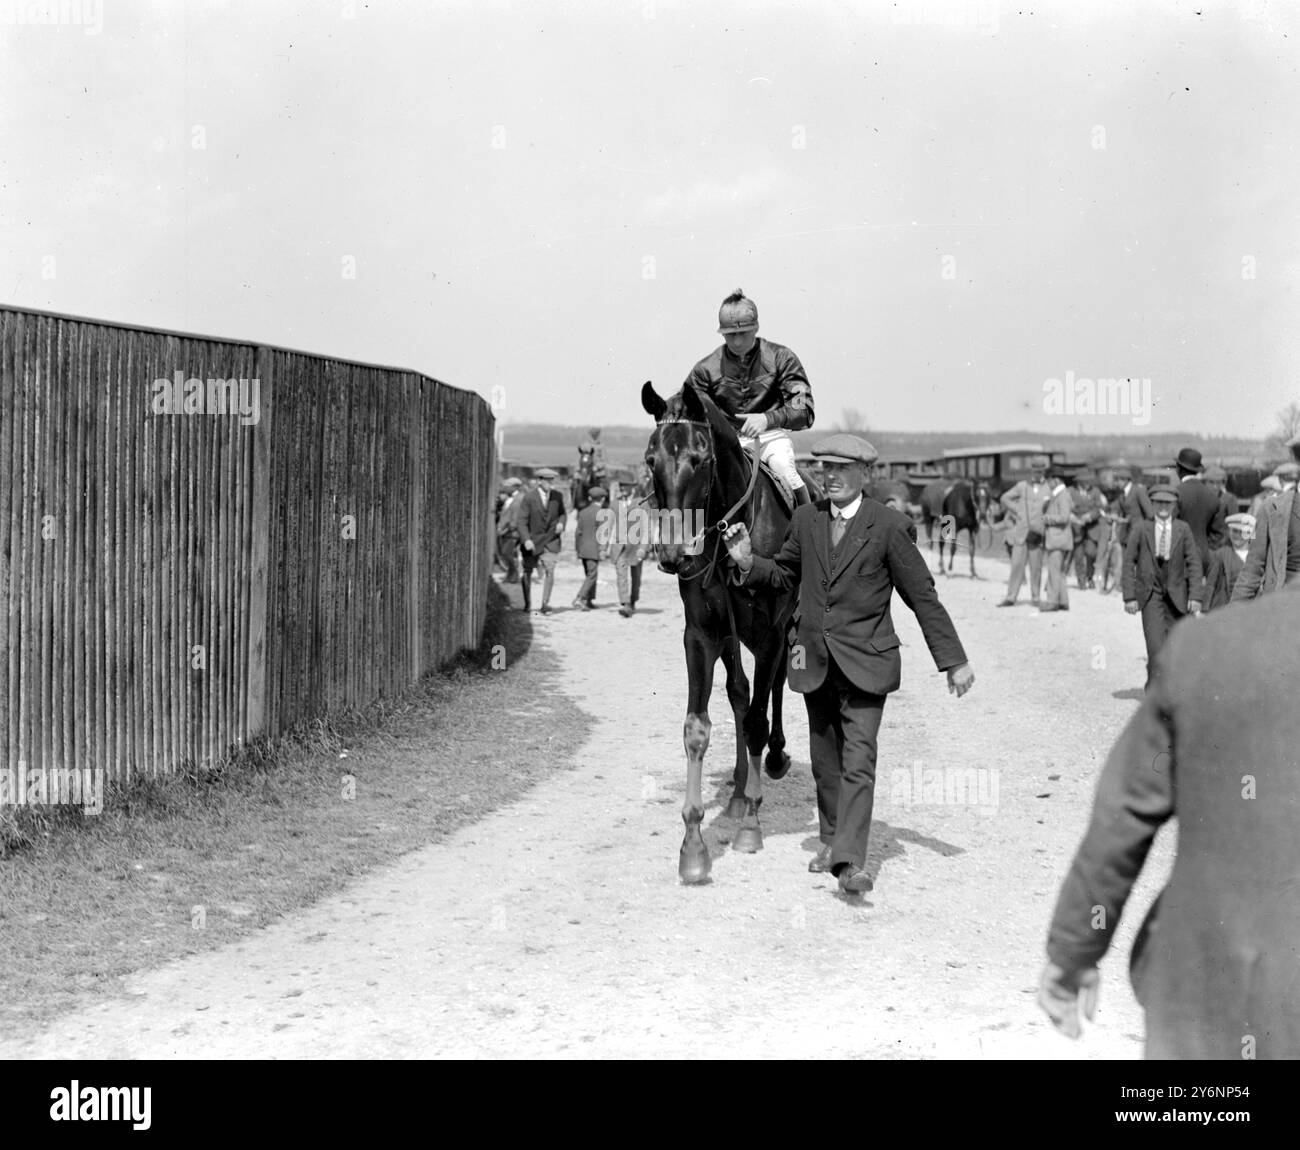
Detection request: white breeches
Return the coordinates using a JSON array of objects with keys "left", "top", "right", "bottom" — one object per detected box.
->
[{"left": 737, "top": 428, "right": 804, "bottom": 490}]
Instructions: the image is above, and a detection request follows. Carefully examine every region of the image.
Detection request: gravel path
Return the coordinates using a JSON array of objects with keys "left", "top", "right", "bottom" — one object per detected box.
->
[{"left": 0, "top": 547, "right": 1173, "bottom": 1059}]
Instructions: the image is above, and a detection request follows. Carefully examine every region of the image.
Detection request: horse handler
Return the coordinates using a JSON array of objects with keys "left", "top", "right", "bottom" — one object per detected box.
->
[{"left": 723, "top": 434, "right": 976, "bottom": 894}]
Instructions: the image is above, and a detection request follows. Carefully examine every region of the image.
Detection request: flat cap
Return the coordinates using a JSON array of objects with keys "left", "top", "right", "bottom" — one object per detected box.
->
[
  {"left": 502, "top": 477, "right": 523, "bottom": 488},
  {"left": 1225, "top": 512, "right": 1256, "bottom": 529},
  {"left": 1110, "top": 465, "right": 1132, "bottom": 480},
  {"left": 1272, "top": 460, "right": 1300, "bottom": 480},
  {"left": 1203, "top": 464, "right": 1227, "bottom": 481},
  {"left": 534, "top": 467, "right": 559, "bottom": 480},
  {"left": 1149, "top": 482, "right": 1180, "bottom": 502},
  {"left": 1028, "top": 454, "right": 1049, "bottom": 469},
  {"left": 587, "top": 485, "right": 607, "bottom": 498},
  {"left": 811, "top": 433, "right": 878, "bottom": 466}
]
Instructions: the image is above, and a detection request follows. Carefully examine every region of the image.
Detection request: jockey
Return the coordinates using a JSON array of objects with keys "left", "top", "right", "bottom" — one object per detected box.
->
[
  {"left": 577, "top": 427, "right": 608, "bottom": 480},
  {"left": 683, "top": 289, "right": 815, "bottom": 507}
]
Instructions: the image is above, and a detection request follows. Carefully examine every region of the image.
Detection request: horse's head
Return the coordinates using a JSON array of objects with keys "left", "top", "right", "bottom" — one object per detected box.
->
[{"left": 641, "top": 381, "right": 736, "bottom": 572}]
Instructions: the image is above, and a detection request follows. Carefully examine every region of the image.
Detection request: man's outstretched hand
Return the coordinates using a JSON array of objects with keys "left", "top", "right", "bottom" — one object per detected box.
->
[
  {"left": 947, "top": 662, "right": 975, "bottom": 697},
  {"left": 723, "top": 523, "right": 754, "bottom": 571},
  {"left": 1038, "top": 961, "right": 1100, "bottom": 1039}
]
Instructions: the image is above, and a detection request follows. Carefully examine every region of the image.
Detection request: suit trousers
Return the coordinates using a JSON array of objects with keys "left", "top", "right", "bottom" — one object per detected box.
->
[
  {"left": 1045, "top": 548, "right": 1070, "bottom": 607},
  {"left": 1140, "top": 590, "right": 1179, "bottom": 687},
  {"left": 803, "top": 655, "right": 888, "bottom": 871},
  {"left": 1006, "top": 540, "right": 1045, "bottom": 601},
  {"left": 576, "top": 558, "right": 599, "bottom": 604},
  {"left": 614, "top": 549, "right": 642, "bottom": 606}
]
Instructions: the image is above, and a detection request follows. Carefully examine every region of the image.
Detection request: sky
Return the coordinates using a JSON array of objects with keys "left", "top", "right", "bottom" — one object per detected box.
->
[{"left": 2, "top": 0, "right": 1298, "bottom": 440}]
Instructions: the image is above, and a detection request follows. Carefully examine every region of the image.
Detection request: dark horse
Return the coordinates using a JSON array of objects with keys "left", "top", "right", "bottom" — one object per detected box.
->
[
  {"left": 920, "top": 478, "right": 990, "bottom": 578},
  {"left": 572, "top": 446, "right": 603, "bottom": 510},
  {"left": 641, "top": 381, "right": 799, "bottom": 883}
]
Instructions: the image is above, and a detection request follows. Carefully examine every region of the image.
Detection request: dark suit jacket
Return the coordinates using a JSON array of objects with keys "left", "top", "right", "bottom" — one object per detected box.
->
[
  {"left": 1046, "top": 586, "right": 1300, "bottom": 1058},
  {"left": 1231, "top": 489, "right": 1296, "bottom": 602},
  {"left": 574, "top": 502, "right": 603, "bottom": 561},
  {"left": 519, "top": 488, "right": 566, "bottom": 554},
  {"left": 1118, "top": 482, "right": 1153, "bottom": 546},
  {"left": 741, "top": 497, "right": 967, "bottom": 695},
  {"left": 1122, "top": 518, "right": 1204, "bottom": 612},
  {"left": 1203, "top": 545, "right": 1246, "bottom": 611},
  {"left": 1176, "top": 477, "right": 1226, "bottom": 565}
]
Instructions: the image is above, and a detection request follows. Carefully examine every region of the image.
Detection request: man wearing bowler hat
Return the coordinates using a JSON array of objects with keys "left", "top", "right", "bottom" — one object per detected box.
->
[
  {"left": 1172, "top": 447, "right": 1226, "bottom": 568},
  {"left": 722, "top": 433, "right": 975, "bottom": 894},
  {"left": 1122, "top": 480, "right": 1203, "bottom": 688}
]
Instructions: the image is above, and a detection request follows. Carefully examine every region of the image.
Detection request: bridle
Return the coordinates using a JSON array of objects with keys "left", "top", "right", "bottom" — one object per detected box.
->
[{"left": 651, "top": 415, "right": 763, "bottom": 586}]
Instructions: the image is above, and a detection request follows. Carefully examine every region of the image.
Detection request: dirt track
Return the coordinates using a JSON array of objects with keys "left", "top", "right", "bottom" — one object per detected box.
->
[{"left": 0, "top": 536, "right": 1174, "bottom": 1059}]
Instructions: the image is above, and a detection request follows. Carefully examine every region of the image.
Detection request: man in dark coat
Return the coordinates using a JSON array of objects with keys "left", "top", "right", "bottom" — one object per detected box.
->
[
  {"left": 1039, "top": 584, "right": 1300, "bottom": 1059},
  {"left": 1231, "top": 461, "right": 1300, "bottom": 602},
  {"left": 1123, "top": 482, "right": 1203, "bottom": 688},
  {"left": 1203, "top": 512, "right": 1254, "bottom": 610},
  {"left": 518, "top": 468, "right": 567, "bottom": 614},
  {"left": 723, "top": 434, "right": 975, "bottom": 893},
  {"left": 1172, "top": 447, "right": 1226, "bottom": 567},
  {"left": 1113, "top": 465, "right": 1153, "bottom": 547},
  {"left": 572, "top": 485, "right": 607, "bottom": 610}
]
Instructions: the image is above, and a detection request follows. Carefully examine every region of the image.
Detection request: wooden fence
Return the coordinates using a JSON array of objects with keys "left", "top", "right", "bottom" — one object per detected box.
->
[{"left": 0, "top": 307, "right": 496, "bottom": 794}]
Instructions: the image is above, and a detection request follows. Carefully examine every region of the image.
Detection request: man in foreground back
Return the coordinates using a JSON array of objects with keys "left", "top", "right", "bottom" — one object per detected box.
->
[{"left": 1039, "top": 587, "right": 1300, "bottom": 1058}]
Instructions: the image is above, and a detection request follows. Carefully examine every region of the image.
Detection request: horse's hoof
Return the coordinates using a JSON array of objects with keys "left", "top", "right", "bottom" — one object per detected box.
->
[
  {"left": 732, "top": 825, "right": 763, "bottom": 853},
  {"left": 765, "top": 749, "right": 792, "bottom": 780},
  {"left": 723, "top": 794, "right": 748, "bottom": 820},
  {"left": 679, "top": 845, "right": 712, "bottom": 884}
]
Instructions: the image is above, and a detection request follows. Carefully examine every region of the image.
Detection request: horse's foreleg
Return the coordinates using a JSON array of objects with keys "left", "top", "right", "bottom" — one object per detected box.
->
[
  {"left": 968, "top": 527, "right": 979, "bottom": 579},
  {"left": 680, "top": 631, "right": 718, "bottom": 884},
  {"left": 764, "top": 640, "right": 791, "bottom": 780},
  {"left": 719, "top": 640, "right": 751, "bottom": 821}
]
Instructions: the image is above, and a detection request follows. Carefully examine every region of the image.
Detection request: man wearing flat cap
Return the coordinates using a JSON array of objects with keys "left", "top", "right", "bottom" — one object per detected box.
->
[
  {"left": 572, "top": 484, "right": 608, "bottom": 610},
  {"left": 1231, "top": 461, "right": 1300, "bottom": 601},
  {"left": 723, "top": 433, "right": 975, "bottom": 894},
  {"left": 1172, "top": 447, "right": 1226, "bottom": 568},
  {"left": 1122, "top": 481, "right": 1203, "bottom": 688},
  {"left": 519, "top": 468, "right": 567, "bottom": 614},
  {"left": 997, "top": 455, "right": 1051, "bottom": 607},
  {"left": 495, "top": 476, "right": 526, "bottom": 584},
  {"left": 1204, "top": 512, "right": 1255, "bottom": 610},
  {"left": 1040, "top": 465, "right": 1075, "bottom": 611},
  {"left": 683, "top": 288, "right": 815, "bottom": 509}
]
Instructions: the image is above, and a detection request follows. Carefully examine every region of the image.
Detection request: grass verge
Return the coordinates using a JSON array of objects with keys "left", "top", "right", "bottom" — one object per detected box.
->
[{"left": 0, "top": 580, "right": 590, "bottom": 1037}]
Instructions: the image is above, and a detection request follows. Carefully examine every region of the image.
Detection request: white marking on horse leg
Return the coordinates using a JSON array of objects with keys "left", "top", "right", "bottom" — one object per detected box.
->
[{"left": 682, "top": 712, "right": 711, "bottom": 821}]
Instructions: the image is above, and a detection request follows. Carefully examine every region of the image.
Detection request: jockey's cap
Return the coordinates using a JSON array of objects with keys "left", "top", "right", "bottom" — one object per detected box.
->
[{"left": 717, "top": 292, "right": 759, "bottom": 333}]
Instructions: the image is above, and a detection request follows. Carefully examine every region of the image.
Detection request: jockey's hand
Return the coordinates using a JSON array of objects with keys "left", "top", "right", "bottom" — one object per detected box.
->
[
  {"left": 1189, "top": 600, "right": 1202, "bottom": 616},
  {"left": 521, "top": 539, "right": 535, "bottom": 553},
  {"left": 739, "top": 413, "right": 769, "bottom": 438},
  {"left": 1124, "top": 599, "right": 1139, "bottom": 614},
  {"left": 1038, "top": 961, "right": 1099, "bottom": 1040},
  {"left": 723, "top": 523, "right": 754, "bottom": 571},
  {"left": 947, "top": 662, "right": 975, "bottom": 697}
]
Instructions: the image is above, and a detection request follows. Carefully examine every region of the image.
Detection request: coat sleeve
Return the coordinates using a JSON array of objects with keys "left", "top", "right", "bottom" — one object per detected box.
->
[
  {"left": 739, "top": 513, "right": 804, "bottom": 591},
  {"left": 1229, "top": 518, "right": 1268, "bottom": 602},
  {"left": 1045, "top": 669, "right": 1175, "bottom": 974},
  {"left": 1183, "top": 525, "right": 1205, "bottom": 604},
  {"left": 885, "top": 523, "right": 968, "bottom": 672},
  {"left": 762, "top": 346, "right": 814, "bottom": 432},
  {"left": 1121, "top": 524, "right": 1142, "bottom": 602},
  {"left": 1203, "top": 552, "right": 1222, "bottom": 608},
  {"left": 1206, "top": 494, "right": 1227, "bottom": 553},
  {"left": 1136, "top": 485, "right": 1154, "bottom": 521}
]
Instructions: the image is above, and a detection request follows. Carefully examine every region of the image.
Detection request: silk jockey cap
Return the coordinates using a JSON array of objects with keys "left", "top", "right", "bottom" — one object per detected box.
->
[{"left": 717, "top": 291, "right": 759, "bottom": 333}]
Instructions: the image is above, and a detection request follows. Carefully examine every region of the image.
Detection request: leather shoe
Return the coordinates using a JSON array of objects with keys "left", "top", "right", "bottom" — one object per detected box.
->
[
  {"left": 836, "top": 863, "right": 874, "bottom": 893},
  {"left": 807, "top": 845, "right": 833, "bottom": 873},
  {"left": 996, "top": 598, "right": 1016, "bottom": 607}
]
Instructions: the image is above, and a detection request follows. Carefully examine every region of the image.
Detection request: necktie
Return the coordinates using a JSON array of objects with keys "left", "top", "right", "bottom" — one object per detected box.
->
[
  {"left": 831, "top": 512, "right": 847, "bottom": 548},
  {"left": 1158, "top": 521, "right": 1169, "bottom": 560}
]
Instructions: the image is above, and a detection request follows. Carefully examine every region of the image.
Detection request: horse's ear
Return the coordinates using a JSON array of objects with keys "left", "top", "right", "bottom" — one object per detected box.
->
[
  {"left": 681, "top": 384, "right": 705, "bottom": 422},
  {"left": 641, "top": 381, "right": 666, "bottom": 421}
]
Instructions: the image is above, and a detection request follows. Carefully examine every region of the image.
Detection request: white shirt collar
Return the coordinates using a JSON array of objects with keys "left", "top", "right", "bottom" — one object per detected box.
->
[{"left": 832, "top": 494, "right": 863, "bottom": 520}]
